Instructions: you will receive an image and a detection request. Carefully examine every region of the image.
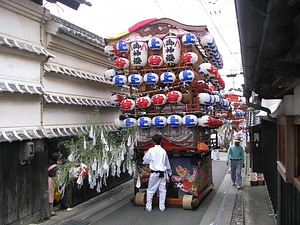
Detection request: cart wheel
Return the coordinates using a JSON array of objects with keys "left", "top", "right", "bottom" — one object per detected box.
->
[
  {"left": 135, "top": 192, "right": 146, "bottom": 206},
  {"left": 182, "top": 194, "right": 193, "bottom": 209}
]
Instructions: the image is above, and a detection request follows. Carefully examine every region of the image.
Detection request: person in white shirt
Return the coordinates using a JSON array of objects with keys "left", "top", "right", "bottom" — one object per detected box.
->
[{"left": 143, "top": 134, "right": 171, "bottom": 212}]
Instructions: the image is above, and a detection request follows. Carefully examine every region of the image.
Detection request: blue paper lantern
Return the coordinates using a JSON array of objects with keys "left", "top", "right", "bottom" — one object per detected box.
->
[
  {"left": 160, "top": 71, "right": 176, "bottom": 84},
  {"left": 167, "top": 115, "right": 182, "bottom": 127},
  {"left": 182, "top": 115, "right": 198, "bottom": 127},
  {"left": 181, "top": 33, "right": 197, "bottom": 46},
  {"left": 113, "top": 75, "right": 127, "bottom": 86},
  {"left": 144, "top": 72, "right": 159, "bottom": 84},
  {"left": 152, "top": 116, "right": 167, "bottom": 128},
  {"left": 128, "top": 74, "right": 143, "bottom": 86},
  {"left": 179, "top": 69, "right": 195, "bottom": 82},
  {"left": 148, "top": 37, "right": 163, "bottom": 50},
  {"left": 123, "top": 118, "right": 137, "bottom": 127},
  {"left": 138, "top": 117, "right": 152, "bottom": 129},
  {"left": 116, "top": 41, "right": 129, "bottom": 53}
]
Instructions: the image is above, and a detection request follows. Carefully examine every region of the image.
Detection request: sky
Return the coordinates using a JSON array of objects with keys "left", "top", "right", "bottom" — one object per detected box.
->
[{"left": 45, "top": 0, "right": 243, "bottom": 91}]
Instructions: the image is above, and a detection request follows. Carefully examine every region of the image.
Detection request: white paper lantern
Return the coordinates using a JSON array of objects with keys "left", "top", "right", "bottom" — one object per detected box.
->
[
  {"left": 128, "top": 74, "right": 143, "bottom": 86},
  {"left": 123, "top": 118, "right": 137, "bottom": 127},
  {"left": 120, "top": 99, "right": 135, "bottom": 111},
  {"left": 181, "top": 33, "right": 197, "bottom": 46},
  {"left": 160, "top": 71, "right": 176, "bottom": 84},
  {"left": 138, "top": 117, "right": 152, "bottom": 129},
  {"left": 182, "top": 52, "right": 198, "bottom": 65},
  {"left": 113, "top": 75, "right": 127, "bottom": 86},
  {"left": 198, "top": 115, "right": 210, "bottom": 127},
  {"left": 151, "top": 94, "right": 167, "bottom": 105},
  {"left": 144, "top": 72, "right": 159, "bottom": 84},
  {"left": 152, "top": 116, "right": 167, "bottom": 128},
  {"left": 148, "top": 37, "right": 163, "bottom": 50},
  {"left": 104, "top": 68, "right": 117, "bottom": 81},
  {"left": 167, "top": 115, "right": 182, "bottom": 127},
  {"left": 162, "top": 35, "right": 181, "bottom": 65},
  {"left": 198, "top": 93, "right": 213, "bottom": 105},
  {"left": 115, "top": 57, "right": 130, "bottom": 69},
  {"left": 116, "top": 41, "right": 129, "bottom": 53},
  {"left": 179, "top": 69, "right": 195, "bottom": 83},
  {"left": 182, "top": 115, "right": 198, "bottom": 127},
  {"left": 136, "top": 96, "right": 151, "bottom": 108},
  {"left": 109, "top": 94, "right": 123, "bottom": 106},
  {"left": 130, "top": 41, "right": 148, "bottom": 68},
  {"left": 167, "top": 91, "right": 183, "bottom": 103}
]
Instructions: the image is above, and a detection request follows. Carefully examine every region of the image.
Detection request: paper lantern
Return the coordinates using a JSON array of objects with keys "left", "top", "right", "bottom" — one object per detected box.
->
[
  {"left": 104, "top": 68, "right": 117, "bottom": 81},
  {"left": 148, "top": 37, "right": 163, "bottom": 50},
  {"left": 167, "top": 91, "right": 183, "bottom": 103},
  {"left": 182, "top": 115, "right": 198, "bottom": 127},
  {"left": 113, "top": 75, "right": 127, "bottom": 86},
  {"left": 120, "top": 99, "right": 135, "bottom": 111},
  {"left": 116, "top": 41, "right": 129, "bottom": 53},
  {"left": 144, "top": 72, "right": 159, "bottom": 84},
  {"left": 109, "top": 93, "right": 123, "bottom": 106},
  {"left": 138, "top": 117, "right": 152, "bottom": 129},
  {"left": 151, "top": 94, "right": 167, "bottom": 105},
  {"left": 198, "top": 93, "right": 214, "bottom": 105},
  {"left": 152, "top": 116, "right": 167, "bottom": 128},
  {"left": 182, "top": 52, "right": 198, "bottom": 65},
  {"left": 148, "top": 55, "right": 163, "bottom": 67},
  {"left": 179, "top": 69, "right": 195, "bottom": 83},
  {"left": 123, "top": 118, "right": 137, "bottom": 127},
  {"left": 160, "top": 71, "right": 176, "bottom": 84},
  {"left": 198, "top": 115, "right": 210, "bottom": 127},
  {"left": 198, "top": 63, "right": 218, "bottom": 79},
  {"left": 104, "top": 45, "right": 121, "bottom": 59},
  {"left": 167, "top": 115, "right": 182, "bottom": 127},
  {"left": 128, "top": 74, "right": 143, "bottom": 85},
  {"left": 181, "top": 33, "right": 197, "bottom": 46},
  {"left": 199, "top": 34, "right": 215, "bottom": 49},
  {"left": 130, "top": 41, "right": 148, "bottom": 68},
  {"left": 213, "top": 95, "right": 222, "bottom": 105},
  {"left": 162, "top": 35, "right": 181, "bottom": 65},
  {"left": 115, "top": 57, "right": 130, "bottom": 69},
  {"left": 136, "top": 96, "right": 151, "bottom": 108}
]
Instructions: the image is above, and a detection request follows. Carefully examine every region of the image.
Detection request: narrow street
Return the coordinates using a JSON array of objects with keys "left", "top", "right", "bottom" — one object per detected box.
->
[{"left": 39, "top": 153, "right": 234, "bottom": 225}]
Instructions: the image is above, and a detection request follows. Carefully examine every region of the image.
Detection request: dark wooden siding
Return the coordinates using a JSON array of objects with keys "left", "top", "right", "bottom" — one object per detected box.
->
[{"left": 0, "top": 140, "right": 48, "bottom": 225}]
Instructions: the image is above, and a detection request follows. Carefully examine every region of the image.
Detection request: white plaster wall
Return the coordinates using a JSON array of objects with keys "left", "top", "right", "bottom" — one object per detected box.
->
[
  {"left": 42, "top": 73, "right": 118, "bottom": 99},
  {"left": 43, "top": 104, "right": 119, "bottom": 126},
  {"left": 0, "top": 95, "right": 41, "bottom": 129},
  {"left": 0, "top": 5, "right": 43, "bottom": 45},
  {"left": 0, "top": 51, "right": 41, "bottom": 83}
]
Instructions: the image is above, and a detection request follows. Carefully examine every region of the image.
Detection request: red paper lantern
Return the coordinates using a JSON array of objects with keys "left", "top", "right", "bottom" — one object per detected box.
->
[
  {"left": 148, "top": 55, "right": 163, "bottom": 67},
  {"left": 120, "top": 99, "right": 135, "bottom": 111},
  {"left": 151, "top": 94, "right": 167, "bottom": 105},
  {"left": 167, "top": 91, "right": 183, "bottom": 103},
  {"left": 136, "top": 96, "right": 151, "bottom": 108},
  {"left": 115, "top": 57, "right": 129, "bottom": 69}
]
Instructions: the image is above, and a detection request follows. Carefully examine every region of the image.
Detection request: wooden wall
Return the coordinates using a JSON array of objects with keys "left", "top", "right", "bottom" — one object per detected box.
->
[{"left": 0, "top": 140, "right": 48, "bottom": 225}]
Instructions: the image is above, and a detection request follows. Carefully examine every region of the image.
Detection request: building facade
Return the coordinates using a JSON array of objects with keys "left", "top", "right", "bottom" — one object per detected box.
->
[{"left": 0, "top": 0, "right": 129, "bottom": 224}]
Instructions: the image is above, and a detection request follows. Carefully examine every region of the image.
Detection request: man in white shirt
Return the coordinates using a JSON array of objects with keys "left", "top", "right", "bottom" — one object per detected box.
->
[{"left": 143, "top": 134, "right": 171, "bottom": 212}]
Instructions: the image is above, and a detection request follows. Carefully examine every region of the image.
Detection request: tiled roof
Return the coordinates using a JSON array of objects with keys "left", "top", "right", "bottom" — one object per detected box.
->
[
  {"left": 44, "top": 63, "right": 113, "bottom": 85},
  {"left": 0, "top": 35, "right": 55, "bottom": 58},
  {"left": 50, "top": 14, "right": 105, "bottom": 47},
  {"left": 43, "top": 93, "right": 112, "bottom": 107},
  {"left": 0, "top": 124, "right": 117, "bottom": 142},
  {"left": 0, "top": 82, "right": 46, "bottom": 95}
]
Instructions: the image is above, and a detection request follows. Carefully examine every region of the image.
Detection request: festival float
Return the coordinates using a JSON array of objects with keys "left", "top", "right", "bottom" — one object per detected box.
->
[{"left": 104, "top": 18, "right": 244, "bottom": 209}]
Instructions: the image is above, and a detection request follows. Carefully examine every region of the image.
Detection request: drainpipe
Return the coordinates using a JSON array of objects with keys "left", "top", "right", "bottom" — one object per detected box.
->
[{"left": 246, "top": 97, "right": 277, "bottom": 122}]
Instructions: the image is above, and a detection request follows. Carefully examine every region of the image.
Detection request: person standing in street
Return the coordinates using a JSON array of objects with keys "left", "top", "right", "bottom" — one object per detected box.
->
[
  {"left": 143, "top": 134, "right": 171, "bottom": 212},
  {"left": 226, "top": 136, "right": 245, "bottom": 189}
]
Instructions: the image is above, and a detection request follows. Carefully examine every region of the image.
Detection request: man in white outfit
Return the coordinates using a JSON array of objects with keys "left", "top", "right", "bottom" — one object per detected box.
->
[{"left": 143, "top": 134, "right": 171, "bottom": 212}]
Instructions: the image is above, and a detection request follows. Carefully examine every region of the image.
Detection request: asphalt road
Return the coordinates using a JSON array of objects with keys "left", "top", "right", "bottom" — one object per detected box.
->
[{"left": 58, "top": 160, "right": 228, "bottom": 225}]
